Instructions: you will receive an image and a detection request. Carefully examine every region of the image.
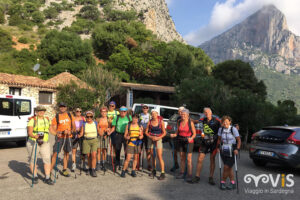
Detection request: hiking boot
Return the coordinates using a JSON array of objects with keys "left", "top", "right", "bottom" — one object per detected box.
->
[
  {"left": 120, "top": 170, "right": 126, "bottom": 178},
  {"left": 118, "top": 165, "right": 122, "bottom": 171},
  {"left": 101, "top": 163, "right": 105, "bottom": 171},
  {"left": 188, "top": 176, "right": 200, "bottom": 184},
  {"left": 131, "top": 170, "right": 137, "bottom": 177},
  {"left": 83, "top": 163, "right": 88, "bottom": 172},
  {"left": 170, "top": 163, "right": 179, "bottom": 172},
  {"left": 227, "top": 182, "right": 236, "bottom": 190},
  {"left": 44, "top": 178, "right": 54, "bottom": 185},
  {"left": 71, "top": 163, "right": 76, "bottom": 172},
  {"left": 149, "top": 169, "right": 156, "bottom": 177},
  {"left": 96, "top": 163, "right": 101, "bottom": 171},
  {"left": 208, "top": 177, "right": 215, "bottom": 185},
  {"left": 61, "top": 170, "right": 70, "bottom": 177},
  {"left": 220, "top": 182, "right": 226, "bottom": 190},
  {"left": 33, "top": 177, "right": 38, "bottom": 184},
  {"left": 185, "top": 175, "right": 193, "bottom": 183},
  {"left": 176, "top": 173, "right": 185, "bottom": 179},
  {"left": 158, "top": 173, "right": 166, "bottom": 180},
  {"left": 91, "top": 169, "right": 97, "bottom": 177}
]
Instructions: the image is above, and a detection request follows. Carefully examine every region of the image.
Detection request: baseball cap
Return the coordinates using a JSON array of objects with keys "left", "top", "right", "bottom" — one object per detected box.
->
[
  {"left": 58, "top": 102, "right": 67, "bottom": 107},
  {"left": 109, "top": 101, "right": 116, "bottom": 105},
  {"left": 36, "top": 106, "right": 46, "bottom": 111},
  {"left": 142, "top": 104, "right": 149, "bottom": 108},
  {"left": 151, "top": 109, "right": 159, "bottom": 114}
]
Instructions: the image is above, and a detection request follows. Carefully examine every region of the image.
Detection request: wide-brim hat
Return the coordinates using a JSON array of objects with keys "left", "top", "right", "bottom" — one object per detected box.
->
[{"left": 36, "top": 106, "right": 46, "bottom": 111}]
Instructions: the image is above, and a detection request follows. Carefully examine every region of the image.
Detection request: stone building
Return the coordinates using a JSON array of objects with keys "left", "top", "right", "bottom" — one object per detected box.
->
[{"left": 0, "top": 72, "right": 89, "bottom": 119}]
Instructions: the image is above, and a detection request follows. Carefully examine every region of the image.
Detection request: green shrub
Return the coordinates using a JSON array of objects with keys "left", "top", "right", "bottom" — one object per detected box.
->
[
  {"left": 79, "top": 5, "right": 100, "bottom": 20},
  {"left": 32, "top": 11, "right": 45, "bottom": 23},
  {"left": 18, "top": 23, "right": 32, "bottom": 31},
  {"left": 0, "top": 7, "right": 5, "bottom": 24},
  {"left": 18, "top": 37, "right": 29, "bottom": 44},
  {"left": 0, "top": 28, "right": 14, "bottom": 52}
]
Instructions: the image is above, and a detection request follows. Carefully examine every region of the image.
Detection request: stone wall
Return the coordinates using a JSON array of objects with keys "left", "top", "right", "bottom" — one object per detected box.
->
[{"left": 0, "top": 84, "right": 57, "bottom": 120}]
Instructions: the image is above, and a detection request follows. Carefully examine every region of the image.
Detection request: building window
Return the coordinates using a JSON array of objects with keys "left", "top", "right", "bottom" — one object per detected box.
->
[
  {"left": 9, "top": 87, "right": 22, "bottom": 96},
  {"left": 39, "top": 91, "right": 53, "bottom": 104}
]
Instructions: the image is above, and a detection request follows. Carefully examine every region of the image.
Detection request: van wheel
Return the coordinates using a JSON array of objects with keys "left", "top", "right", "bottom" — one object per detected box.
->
[
  {"left": 253, "top": 159, "right": 267, "bottom": 167},
  {"left": 16, "top": 140, "right": 26, "bottom": 147}
]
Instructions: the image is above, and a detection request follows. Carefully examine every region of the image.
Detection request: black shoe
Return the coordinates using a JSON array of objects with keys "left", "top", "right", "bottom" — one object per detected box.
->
[
  {"left": 44, "top": 178, "right": 54, "bottom": 185},
  {"left": 118, "top": 165, "right": 122, "bottom": 171},
  {"left": 101, "top": 163, "right": 105, "bottom": 171},
  {"left": 170, "top": 163, "right": 179, "bottom": 172},
  {"left": 33, "top": 177, "right": 38, "bottom": 184},
  {"left": 149, "top": 169, "right": 156, "bottom": 177},
  {"left": 188, "top": 176, "right": 200, "bottom": 184},
  {"left": 131, "top": 170, "right": 137, "bottom": 177},
  {"left": 120, "top": 170, "right": 126, "bottom": 178},
  {"left": 61, "top": 170, "right": 70, "bottom": 177},
  {"left": 209, "top": 177, "right": 215, "bottom": 185},
  {"left": 88, "top": 168, "right": 92, "bottom": 176},
  {"left": 96, "top": 163, "right": 101, "bottom": 171},
  {"left": 158, "top": 173, "right": 165, "bottom": 180},
  {"left": 91, "top": 169, "right": 97, "bottom": 177}
]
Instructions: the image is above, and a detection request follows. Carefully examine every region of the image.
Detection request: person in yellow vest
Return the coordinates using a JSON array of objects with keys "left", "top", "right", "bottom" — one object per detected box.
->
[
  {"left": 120, "top": 114, "right": 143, "bottom": 178},
  {"left": 79, "top": 110, "right": 98, "bottom": 177},
  {"left": 27, "top": 106, "right": 54, "bottom": 185}
]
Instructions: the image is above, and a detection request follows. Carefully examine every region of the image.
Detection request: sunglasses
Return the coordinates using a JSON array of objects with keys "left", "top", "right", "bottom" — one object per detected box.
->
[
  {"left": 86, "top": 116, "right": 93, "bottom": 119},
  {"left": 76, "top": 110, "right": 81, "bottom": 113},
  {"left": 109, "top": 105, "right": 115, "bottom": 107},
  {"left": 143, "top": 107, "right": 148, "bottom": 109}
]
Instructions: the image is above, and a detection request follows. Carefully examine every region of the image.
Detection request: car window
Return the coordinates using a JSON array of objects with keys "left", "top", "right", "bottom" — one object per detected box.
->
[
  {"left": 294, "top": 131, "right": 300, "bottom": 140},
  {"left": 190, "top": 114, "right": 200, "bottom": 120},
  {"left": 15, "top": 99, "right": 31, "bottom": 116},
  {"left": 169, "top": 114, "right": 179, "bottom": 121},
  {"left": 0, "top": 98, "right": 14, "bottom": 116},
  {"left": 259, "top": 129, "right": 294, "bottom": 140},
  {"left": 160, "top": 108, "right": 178, "bottom": 119}
]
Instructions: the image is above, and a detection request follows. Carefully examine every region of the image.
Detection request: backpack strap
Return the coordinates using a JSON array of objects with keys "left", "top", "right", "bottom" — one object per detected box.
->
[
  {"left": 128, "top": 122, "right": 132, "bottom": 133},
  {"left": 55, "top": 113, "right": 59, "bottom": 125},
  {"left": 67, "top": 112, "right": 73, "bottom": 130}
]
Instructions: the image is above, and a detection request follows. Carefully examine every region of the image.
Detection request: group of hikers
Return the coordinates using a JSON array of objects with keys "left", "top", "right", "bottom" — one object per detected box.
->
[{"left": 27, "top": 101, "right": 241, "bottom": 191}]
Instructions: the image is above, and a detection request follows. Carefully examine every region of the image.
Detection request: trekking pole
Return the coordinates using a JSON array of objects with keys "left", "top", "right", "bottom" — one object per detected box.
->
[
  {"left": 110, "top": 138, "right": 115, "bottom": 174},
  {"left": 54, "top": 138, "right": 61, "bottom": 183},
  {"left": 234, "top": 154, "right": 239, "bottom": 194},
  {"left": 171, "top": 139, "right": 176, "bottom": 177},
  {"left": 141, "top": 144, "right": 144, "bottom": 173},
  {"left": 183, "top": 140, "right": 189, "bottom": 181},
  {"left": 152, "top": 141, "right": 156, "bottom": 179},
  {"left": 31, "top": 141, "right": 38, "bottom": 188},
  {"left": 218, "top": 150, "right": 222, "bottom": 189},
  {"left": 69, "top": 137, "right": 77, "bottom": 179}
]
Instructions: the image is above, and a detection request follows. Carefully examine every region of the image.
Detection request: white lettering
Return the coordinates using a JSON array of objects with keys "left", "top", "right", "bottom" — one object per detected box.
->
[
  {"left": 286, "top": 174, "right": 295, "bottom": 187},
  {"left": 269, "top": 174, "right": 280, "bottom": 187}
]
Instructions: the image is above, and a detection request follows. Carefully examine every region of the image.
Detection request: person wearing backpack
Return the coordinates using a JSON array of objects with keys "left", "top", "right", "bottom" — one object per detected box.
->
[
  {"left": 107, "top": 101, "right": 119, "bottom": 124},
  {"left": 79, "top": 110, "right": 99, "bottom": 177},
  {"left": 71, "top": 108, "right": 85, "bottom": 172},
  {"left": 50, "top": 102, "right": 75, "bottom": 178},
  {"left": 170, "top": 109, "right": 196, "bottom": 182},
  {"left": 190, "top": 107, "right": 221, "bottom": 184},
  {"left": 108, "top": 106, "right": 132, "bottom": 170},
  {"left": 27, "top": 106, "right": 54, "bottom": 185},
  {"left": 145, "top": 109, "right": 166, "bottom": 180},
  {"left": 139, "top": 104, "right": 152, "bottom": 171},
  {"left": 121, "top": 114, "right": 143, "bottom": 178},
  {"left": 96, "top": 106, "right": 110, "bottom": 171},
  {"left": 217, "top": 116, "right": 241, "bottom": 190}
]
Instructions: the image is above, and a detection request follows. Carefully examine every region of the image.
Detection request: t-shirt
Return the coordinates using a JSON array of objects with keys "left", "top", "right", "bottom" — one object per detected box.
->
[
  {"left": 84, "top": 122, "right": 98, "bottom": 138},
  {"left": 112, "top": 115, "right": 132, "bottom": 134},
  {"left": 107, "top": 110, "right": 119, "bottom": 123},
  {"left": 27, "top": 117, "right": 50, "bottom": 142},
  {"left": 217, "top": 126, "right": 239, "bottom": 145},
  {"left": 199, "top": 117, "right": 221, "bottom": 136},
  {"left": 74, "top": 116, "right": 85, "bottom": 131},
  {"left": 98, "top": 118, "right": 109, "bottom": 135},
  {"left": 51, "top": 113, "right": 74, "bottom": 138},
  {"left": 128, "top": 124, "right": 141, "bottom": 147},
  {"left": 140, "top": 113, "right": 151, "bottom": 128}
]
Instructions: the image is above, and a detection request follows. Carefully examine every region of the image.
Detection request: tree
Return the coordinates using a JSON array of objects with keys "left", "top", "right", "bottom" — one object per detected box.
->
[
  {"left": 57, "top": 81, "right": 97, "bottom": 111},
  {"left": 39, "top": 30, "right": 94, "bottom": 66},
  {"left": 78, "top": 5, "right": 100, "bottom": 21},
  {"left": 81, "top": 66, "right": 122, "bottom": 106},
  {"left": 213, "top": 60, "right": 267, "bottom": 99},
  {"left": 0, "top": 28, "right": 14, "bottom": 52}
]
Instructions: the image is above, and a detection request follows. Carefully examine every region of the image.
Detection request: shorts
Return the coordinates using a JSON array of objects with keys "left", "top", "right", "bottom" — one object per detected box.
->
[
  {"left": 127, "top": 145, "right": 140, "bottom": 154},
  {"left": 176, "top": 140, "right": 194, "bottom": 153},
  {"left": 147, "top": 138, "right": 163, "bottom": 149},
  {"left": 221, "top": 153, "right": 236, "bottom": 168},
  {"left": 72, "top": 138, "right": 82, "bottom": 149},
  {"left": 142, "top": 134, "right": 148, "bottom": 150},
  {"left": 113, "top": 133, "right": 127, "bottom": 151},
  {"left": 98, "top": 136, "right": 108, "bottom": 149},
  {"left": 53, "top": 137, "right": 72, "bottom": 153},
  {"left": 82, "top": 138, "right": 98, "bottom": 154},
  {"left": 198, "top": 140, "right": 217, "bottom": 154},
  {"left": 27, "top": 140, "right": 51, "bottom": 164}
]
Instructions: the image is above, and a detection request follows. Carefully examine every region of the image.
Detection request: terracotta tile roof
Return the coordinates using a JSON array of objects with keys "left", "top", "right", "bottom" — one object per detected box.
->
[
  {"left": 120, "top": 82, "right": 175, "bottom": 93},
  {"left": 45, "top": 72, "right": 90, "bottom": 89},
  {"left": 0, "top": 73, "right": 56, "bottom": 89},
  {"left": 0, "top": 72, "right": 90, "bottom": 89}
]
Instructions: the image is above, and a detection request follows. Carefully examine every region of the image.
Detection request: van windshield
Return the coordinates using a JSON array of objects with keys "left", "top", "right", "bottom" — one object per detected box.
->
[
  {"left": 0, "top": 98, "right": 31, "bottom": 116},
  {"left": 0, "top": 98, "right": 14, "bottom": 116}
]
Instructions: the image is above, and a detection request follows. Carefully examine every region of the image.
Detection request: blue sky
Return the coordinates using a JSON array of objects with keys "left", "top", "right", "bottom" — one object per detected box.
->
[{"left": 166, "top": 0, "right": 300, "bottom": 46}]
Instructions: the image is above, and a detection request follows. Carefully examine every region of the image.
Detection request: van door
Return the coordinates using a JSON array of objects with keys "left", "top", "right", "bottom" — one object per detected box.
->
[{"left": 0, "top": 98, "right": 32, "bottom": 141}]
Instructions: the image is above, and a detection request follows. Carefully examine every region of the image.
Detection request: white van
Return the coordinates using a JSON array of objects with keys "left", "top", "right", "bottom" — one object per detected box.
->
[
  {"left": 0, "top": 95, "right": 36, "bottom": 146},
  {"left": 132, "top": 103, "right": 178, "bottom": 127}
]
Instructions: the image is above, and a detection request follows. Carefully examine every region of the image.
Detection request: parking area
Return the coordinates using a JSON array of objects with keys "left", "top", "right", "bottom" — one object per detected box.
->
[{"left": 0, "top": 139, "right": 299, "bottom": 200}]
